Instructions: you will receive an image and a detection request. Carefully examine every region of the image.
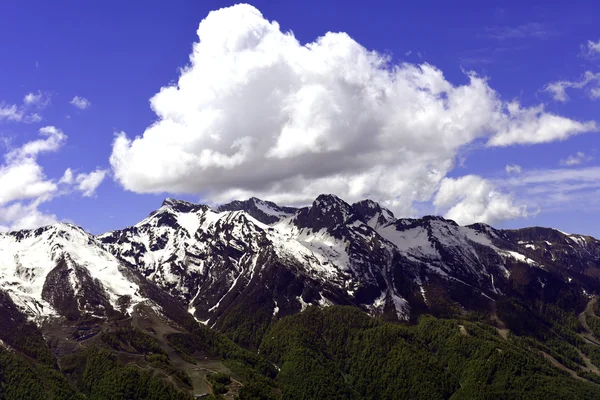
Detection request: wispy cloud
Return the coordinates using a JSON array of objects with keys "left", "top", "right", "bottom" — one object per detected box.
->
[
  {"left": 505, "top": 164, "right": 522, "bottom": 174},
  {"left": 70, "top": 96, "right": 91, "bottom": 110},
  {"left": 544, "top": 71, "right": 600, "bottom": 102},
  {"left": 458, "top": 56, "right": 492, "bottom": 66},
  {"left": 482, "top": 22, "right": 554, "bottom": 40},
  {"left": 498, "top": 166, "right": 600, "bottom": 213},
  {"left": 560, "top": 151, "right": 593, "bottom": 166}
]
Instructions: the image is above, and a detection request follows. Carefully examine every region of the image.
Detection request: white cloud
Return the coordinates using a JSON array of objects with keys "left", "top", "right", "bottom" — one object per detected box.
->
[
  {"left": 0, "top": 92, "right": 49, "bottom": 123},
  {"left": 70, "top": 96, "right": 91, "bottom": 110},
  {"left": 23, "top": 92, "right": 42, "bottom": 105},
  {"left": 560, "top": 151, "right": 592, "bottom": 166},
  {"left": 23, "top": 91, "right": 49, "bottom": 108},
  {"left": 544, "top": 71, "right": 600, "bottom": 102},
  {"left": 0, "top": 127, "right": 64, "bottom": 230},
  {"left": 7, "top": 126, "right": 66, "bottom": 161},
  {"left": 0, "top": 104, "right": 23, "bottom": 122},
  {"left": 505, "top": 164, "right": 522, "bottom": 174},
  {"left": 109, "top": 4, "right": 597, "bottom": 218},
  {"left": 486, "top": 102, "right": 597, "bottom": 146},
  {"left": 0, "top": 126, "right": 107, "bottom": 231},
  {"left": 59, "top": 167, "right": 107, "bottom": 196},
  {"left": 59, "top": 168, "right": 74, "bottom": 184},
  {"left": 433, "top": 175, "right": 528, "bottom": 225},
  {"left": 0, "top": 158, "right": 57, "bottom": 206},
  {"left": 0, "top": 200, "right": 58, "bottom": 231},
  {"left": 75, "top": 169, "right": 107, "bottom": 197}
]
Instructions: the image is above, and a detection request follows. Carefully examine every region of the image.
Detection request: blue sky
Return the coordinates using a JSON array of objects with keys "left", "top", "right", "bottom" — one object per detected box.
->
[{"left": 0, "top": 0, "right": 599, "bottom": 236}]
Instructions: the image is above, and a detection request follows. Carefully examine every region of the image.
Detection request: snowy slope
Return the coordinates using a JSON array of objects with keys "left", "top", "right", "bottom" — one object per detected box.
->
[{"left": 0, "top": 224, "right": 144, "bottom": 320}]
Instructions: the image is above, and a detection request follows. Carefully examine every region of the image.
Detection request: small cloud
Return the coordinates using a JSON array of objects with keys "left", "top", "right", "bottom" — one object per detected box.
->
[
  {"left": 482, "top": 22, "right": 554, "bottom": 40},
  {"left": 75, "top": 169, "right": 108, "bottom": 197},
  {"left": 405, "top": 50, "right": 412, "bottom": 56},
  {"left": 581, "top": 39, "right": 600, "bottom": 58},
  {"left": 0, "top": 104, "right": 23, "bottom": 122},
  {"left": 35, "top": 61, "right": 40, "bottom": 68},
  {"left": 70, "top": 96, "right": 91, "bottom": 110},
  {"left": 23, "top": 92, "right": 42, "bottom": 105},
  {"left": 59, "top": 168, "right": 74, "bottom": 185},
  {"left": 505, "top": 164, "right": 522, "bottom": 174},
  {"left": 23, "top": 91, "right": 50, "bottom": 109},
  {"left": 24, "top": 113, "right": 43, "bottom": 124},
  {"left": 560, "top": 151, "right": 593, "bottom": 166},
  {"left": 59, "top": 167, "right": 107, "bottom": 196}
]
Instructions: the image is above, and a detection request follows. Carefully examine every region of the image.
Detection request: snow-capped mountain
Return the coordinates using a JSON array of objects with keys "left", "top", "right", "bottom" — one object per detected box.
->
[
  {"left": 98, "top": 194, "right": 600, "bottom": 330},
  {"left": 2, "top": 194, "right": 600, "bottom": 343}
]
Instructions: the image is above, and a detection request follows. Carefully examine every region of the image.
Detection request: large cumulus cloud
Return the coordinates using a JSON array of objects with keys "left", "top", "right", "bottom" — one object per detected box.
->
[{"left": 109, "top": 4, "right": 596, "bottom": 223}]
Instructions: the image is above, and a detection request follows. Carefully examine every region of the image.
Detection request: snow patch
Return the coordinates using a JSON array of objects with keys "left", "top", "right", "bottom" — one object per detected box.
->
[
  {"left": 0, "top": 224, "right": 144, "bottom": 319},
  {"left": 498, "top": 250, "right": 537, "bottom": 266},
  {"left": 176, "top": 212, "right": 201, "bottom": 236},
  {"left": 378, "top": 225, "right": 438, "bottom": 258},
  {"left": 391, "top": 293, "right": 410, "bottom": 321},
  {"left": 254, "top": 199, "right": 292, "bottom": 219}
]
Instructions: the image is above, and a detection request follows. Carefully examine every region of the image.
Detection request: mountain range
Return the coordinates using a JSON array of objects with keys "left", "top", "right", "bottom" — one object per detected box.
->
[{"left": 2, "top": 194, "right": 600, "bottom": 399}]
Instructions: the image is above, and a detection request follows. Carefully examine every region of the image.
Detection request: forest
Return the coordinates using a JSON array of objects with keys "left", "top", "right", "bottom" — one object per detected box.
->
[{"left": 4, "top": 297, "right": 600, "bottom": 399}]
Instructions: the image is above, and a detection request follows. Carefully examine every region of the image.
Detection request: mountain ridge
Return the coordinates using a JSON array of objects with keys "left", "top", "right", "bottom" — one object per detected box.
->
[{"left": 2, "top": 194, "right": 597, "bottom": 329}]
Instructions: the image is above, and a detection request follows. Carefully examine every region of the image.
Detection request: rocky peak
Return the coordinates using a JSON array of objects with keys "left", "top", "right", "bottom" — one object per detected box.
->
[
  {"left": 352, "top": 199, "right": 396, "bottom": 229},
  {"left": 293, "top": 194, "right": 354, "bottom": 231},
  {"left": 161, "top": 198, "right": 207, "bottom": 214},
  {"left": 217, "top": 197, "right": 297, "bottom": 225},
  {"left": 420, "top": 215, "right": 459, "bottom": 226}
]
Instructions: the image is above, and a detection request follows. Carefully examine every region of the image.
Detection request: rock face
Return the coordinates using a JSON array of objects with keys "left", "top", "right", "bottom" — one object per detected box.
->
[{"left": 2, "top": 194, "right": 600, "bottom": 340}]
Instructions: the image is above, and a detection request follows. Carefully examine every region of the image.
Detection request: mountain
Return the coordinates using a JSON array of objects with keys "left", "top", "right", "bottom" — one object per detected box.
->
[
  {"left": 2, "top": 194, "right": 598, "bottom": 329},
  {"left": 2, "top": 194, "right": 600, "bottom": 398},
  {"left": 98, "top": 194, "right": 600, "bottom": 329}
]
